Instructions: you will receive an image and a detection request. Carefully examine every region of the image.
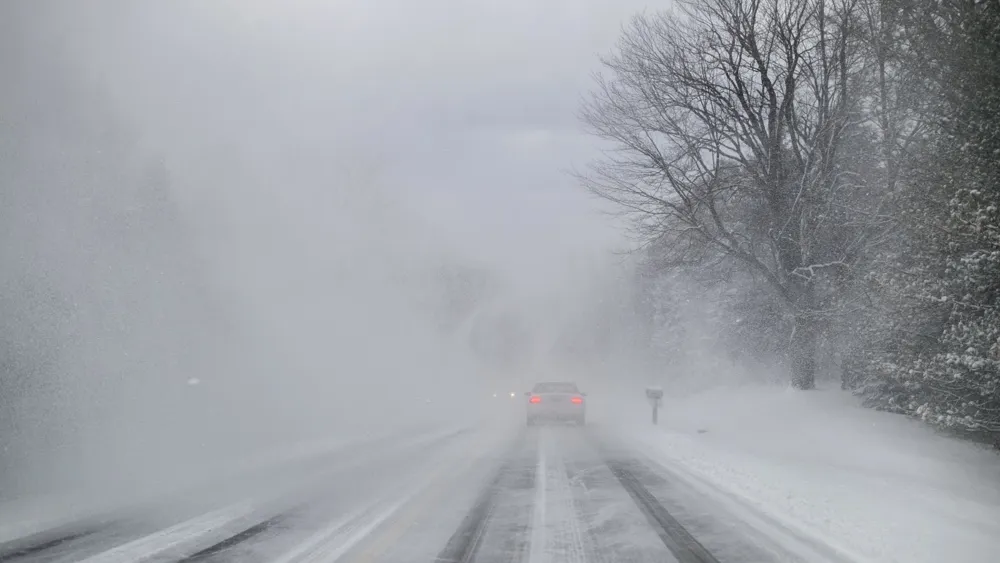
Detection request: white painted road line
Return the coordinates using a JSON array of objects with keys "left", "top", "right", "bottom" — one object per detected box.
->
[
  {"left": 529, "top": 433, "right": 548, "bottom": 563},
  {"left": 78, "top": 501, "right": 257, "bottom": 563},
  {"left": 271, "top": 431, "right": 472, "bottom": 563},
  {"left": 269, "top": 497, "right": 406, "bottom": 563},
  {"left": 300, "top": 498, "right": 409, "bottom": 563}
]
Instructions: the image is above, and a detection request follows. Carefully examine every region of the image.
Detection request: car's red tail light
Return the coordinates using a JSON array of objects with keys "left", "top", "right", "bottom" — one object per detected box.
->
[
  {"left": 529, "top": 396, "right": 542, "bottom": 403},
  {"left": 571, "top": 396, "right": 583, "bottom": 404}
]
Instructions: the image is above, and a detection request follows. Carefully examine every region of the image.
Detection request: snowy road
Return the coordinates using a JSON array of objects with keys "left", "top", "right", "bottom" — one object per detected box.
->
[{"left": 1, "top": 423, "right": 869, "bottom": 563}]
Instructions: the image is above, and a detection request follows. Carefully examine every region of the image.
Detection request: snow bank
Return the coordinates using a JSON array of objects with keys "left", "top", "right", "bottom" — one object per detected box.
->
[{"left": 617, "top": 385, "right": 1000, "bottom": 563}]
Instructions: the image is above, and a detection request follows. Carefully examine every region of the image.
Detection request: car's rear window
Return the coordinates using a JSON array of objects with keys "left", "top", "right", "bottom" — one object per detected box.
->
[{"left": 532, "top": 382, "right": 579, "bottom": 393}]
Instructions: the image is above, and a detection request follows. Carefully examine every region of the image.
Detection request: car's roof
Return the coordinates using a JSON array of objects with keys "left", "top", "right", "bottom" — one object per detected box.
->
[{"left": 531, "top": 381, "right": 579, "bottom": 392}]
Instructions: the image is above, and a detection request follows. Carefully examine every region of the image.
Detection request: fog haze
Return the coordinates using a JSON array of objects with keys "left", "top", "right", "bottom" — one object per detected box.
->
[
  {"left": 0, "top": 0, "right": 651, "bottom": 501},
  {"left": 5, "top": 1, "right": 1000, "bottom": 561}
]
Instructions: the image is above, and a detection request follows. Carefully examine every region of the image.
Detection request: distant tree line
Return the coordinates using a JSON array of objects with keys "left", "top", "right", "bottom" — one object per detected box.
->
[
  {"left": 582, "top": 0, "right": 1000, "bottom": 436},
  {"left": 0, "top": 10, "right": 237, "bottom": 494}
]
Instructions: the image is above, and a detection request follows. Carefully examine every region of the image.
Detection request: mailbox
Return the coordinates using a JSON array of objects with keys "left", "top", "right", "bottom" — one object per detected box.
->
[{"left": 645, "top": 386, "right": 663, "bottom": 425}]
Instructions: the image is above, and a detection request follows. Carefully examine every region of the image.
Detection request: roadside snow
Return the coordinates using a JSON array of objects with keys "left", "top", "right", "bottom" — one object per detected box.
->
[{"left": 616, "top": 385, "right": 1000, "bottom": 563}]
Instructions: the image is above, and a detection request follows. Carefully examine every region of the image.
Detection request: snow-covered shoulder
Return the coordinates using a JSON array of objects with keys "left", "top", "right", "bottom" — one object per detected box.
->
[{"left": 612, "top": 385, "right": 1000, "bottom": 563}]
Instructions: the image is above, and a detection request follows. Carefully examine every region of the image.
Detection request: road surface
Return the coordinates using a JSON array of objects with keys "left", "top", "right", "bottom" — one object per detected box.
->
[{"left": 0, "top": 423, "right": 848, "bottom": 563}]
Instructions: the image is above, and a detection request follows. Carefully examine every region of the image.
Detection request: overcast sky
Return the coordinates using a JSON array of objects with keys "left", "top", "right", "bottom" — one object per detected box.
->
[{"left": 46, "top": 0, "right": 668, "bottom": 283}]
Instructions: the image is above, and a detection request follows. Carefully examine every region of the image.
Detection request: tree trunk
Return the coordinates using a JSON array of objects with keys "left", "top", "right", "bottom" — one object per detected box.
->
[{"left": 790, "top": 311, "right": 817, "bottom": 389}]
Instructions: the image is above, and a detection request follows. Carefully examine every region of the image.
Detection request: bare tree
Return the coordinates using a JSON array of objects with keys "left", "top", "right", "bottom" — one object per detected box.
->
[{"left": 579, "top": 0, "right": 891, "bottom": 388}]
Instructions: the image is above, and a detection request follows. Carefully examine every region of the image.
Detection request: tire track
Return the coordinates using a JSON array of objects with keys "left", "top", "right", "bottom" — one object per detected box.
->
[
  {"left": 0, "top": 526, "right": 107, "bottom": 562},
  {"left": 624, "top": 447, "right": 857, "bottom": 563},
  {"left": 561, "top": 462, "right": 612, "bottom": 563},
  {"left": 469, "top": 427, "right": 667, "bottom": 563},
  {"left": 2, "top": 429, "right": 468, "bottom": 563},
  {"left": 269, "top": 496, "right": 413, "bottom": 563},
  {"left": 170, "top": 428, "right": 472, "bottom": 563},
  {"left": 434, "top": 430, "right": 538, "bottom": 563},
  {"left": 606, "top": 460, "right": 719, "bottom": 563},
  {"left": 178, "top": 513, "right": 286, "bottom": 562},
  {"left": 438, "top": 430, "right": 538, "bottom": 563},
  {"left": 562, "top": 430, "right": 675, "bottom": 563},
  {"left": 77, "top": 501, "right": 260, "bottom": 563},
  {"left": 434, "top": 462, "right": 508, "bottom": 563}
]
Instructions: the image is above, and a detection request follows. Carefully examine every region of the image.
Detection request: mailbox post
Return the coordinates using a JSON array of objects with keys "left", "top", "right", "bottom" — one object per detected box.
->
[{"left": 645, "top": 386, "right": 664, "bottom": 425}]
